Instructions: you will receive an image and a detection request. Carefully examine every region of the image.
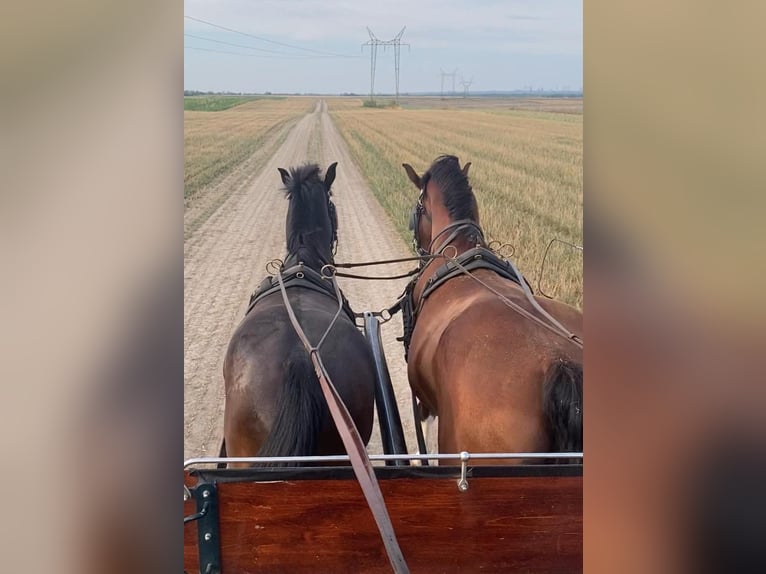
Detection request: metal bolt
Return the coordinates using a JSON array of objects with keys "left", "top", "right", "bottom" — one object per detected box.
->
[
  {"left": 204, "top": 533, "right": 212, "bottom": 541},
  {"left": 457, "top": 451, "right": 470, "bottom": 492},
  {"left": 202, "top": 490, "right": 210, "bottom": 498}
]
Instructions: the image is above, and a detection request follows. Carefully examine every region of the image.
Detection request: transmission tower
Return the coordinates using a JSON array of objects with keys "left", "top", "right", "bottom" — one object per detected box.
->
[
  {"left": 387, "top": 27, "right": 408, "bottom": 102},
  {"left": 460, "top": 76, "right": 473, "bottom": 98},
  {"left": 362, "top": 28, "right": 380, "bottom": 103},
  {"left": 362, "top": 27, "right": 409, "bottom": 103},
  {"left": 440, "top": 68, "right": 458, "bottom": 98}
]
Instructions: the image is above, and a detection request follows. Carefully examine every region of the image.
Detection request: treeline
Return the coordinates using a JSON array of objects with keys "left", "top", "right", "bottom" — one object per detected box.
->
[{"left": 184, "top": 90, "right": 274, "bottom": 96}]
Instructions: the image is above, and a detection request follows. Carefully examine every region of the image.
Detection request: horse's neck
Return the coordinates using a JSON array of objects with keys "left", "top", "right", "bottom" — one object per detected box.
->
[
  {"left": 284, "top": 247, "right": 331, "bottom": 272},
  {"left": 430, "top": 209, "right": 483, "bottom": 253},
  {"left": 413, "top": 236, "right": 470, "bottom": 304}
]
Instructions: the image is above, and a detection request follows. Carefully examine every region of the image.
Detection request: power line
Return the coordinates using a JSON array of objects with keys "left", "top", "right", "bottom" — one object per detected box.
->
[
  {"left": 185, "top": 46, "right": 261, "bottom": 57},
  {"left": 185, "top": 15, "right": 357, "bottom": 58},
  {"left": 184, "top": 34, "right": 339, "bottom": 59},
  {"left": 185, "top": 33, "right": 290, "bottom": 55}
]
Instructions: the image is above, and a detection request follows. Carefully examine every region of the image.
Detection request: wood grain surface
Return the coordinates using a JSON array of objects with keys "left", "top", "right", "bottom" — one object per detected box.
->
[{"left": 184, "top": 470, "right": 582, "bottom": 573}]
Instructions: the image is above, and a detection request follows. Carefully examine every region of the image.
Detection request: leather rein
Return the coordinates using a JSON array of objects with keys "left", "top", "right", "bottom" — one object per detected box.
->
[
  {"left": 406, "top": 194, "right": 584, "bottom": 350},
  {"left": 248, "top": 261, "right": 410, "bottom": 574}
]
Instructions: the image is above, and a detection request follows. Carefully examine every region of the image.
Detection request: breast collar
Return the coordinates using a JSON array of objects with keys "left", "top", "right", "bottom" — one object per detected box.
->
[
  {"left": 244, "top": 260, "right": 356, "bottom": 323},
  {"left": 399, "top": 237, "right": 532, "bottom": 360}
]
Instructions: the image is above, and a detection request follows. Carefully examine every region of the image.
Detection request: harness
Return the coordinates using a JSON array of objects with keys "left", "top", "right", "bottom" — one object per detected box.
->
[
  {"left": 399, "top": 245, "right": 530, "bottom": 359},
  {"left": 245, "top": 261, "right": 356, "bottom": 323}
]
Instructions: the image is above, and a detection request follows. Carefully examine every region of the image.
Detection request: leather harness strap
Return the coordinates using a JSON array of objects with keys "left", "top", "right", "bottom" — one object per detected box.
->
[
  {"left": 246, "top": 263, "right": 356, "bottom": 323},
  {"left": 399, "top": 245, "right": 528, "bottom": 358},
  {"left": 274, "top": 271, "right": 410, "bottom": 574}
]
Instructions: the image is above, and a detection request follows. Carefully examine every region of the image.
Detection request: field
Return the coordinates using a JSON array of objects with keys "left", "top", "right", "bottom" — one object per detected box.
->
[
  {"left": 184, "top": 97, "right": 314, "bottom": 201},
  {"left": 183, "top": 96, "right": 582, "bottom": 306},
  {"left": 184, "top": 94, "right": 285, "bottom": 111},
  {"left": 184, "top": 95, "right": 582, "bottom": 458},
  {"left": 327, "top": 97, "right": 583, "bottom": 307}
]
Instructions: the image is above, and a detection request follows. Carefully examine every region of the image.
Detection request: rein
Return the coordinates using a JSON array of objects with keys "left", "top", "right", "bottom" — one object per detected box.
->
[
  {"left": 428, "top": 219, "right": 485, "bottom": 255},
  {"left": 321, "top": 254, "right": 440, "bottom": 281},
  {"left": 413, "top": 221, "right": 584, "bottom": 349},
  {"left": 274, "top": 270, "right": 409, "bottom": 574},
  {"left": 435, "top": 249, "right": 583, "bottom": 349}
]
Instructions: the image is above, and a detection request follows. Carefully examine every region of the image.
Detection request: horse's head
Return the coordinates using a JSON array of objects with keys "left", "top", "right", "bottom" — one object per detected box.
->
[
  {"left": 402, "top": 157, "right": 472, "bottom": 255},
  {"left": 278, "top": 161, "right": 338, "bottom": 268}
]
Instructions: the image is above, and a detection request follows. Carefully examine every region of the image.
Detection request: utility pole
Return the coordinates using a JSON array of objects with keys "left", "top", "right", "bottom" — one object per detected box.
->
[{"left": 363, "top": 27, "right": 409, "bottom": 104}]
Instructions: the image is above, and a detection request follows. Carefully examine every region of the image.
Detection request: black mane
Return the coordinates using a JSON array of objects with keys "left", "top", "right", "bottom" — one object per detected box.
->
[
  {"left": 281, "top": 163, "right": 336, "bottom": 270},
  {"left": 422, "top": 155, "right": 479, "bottom": 223}
]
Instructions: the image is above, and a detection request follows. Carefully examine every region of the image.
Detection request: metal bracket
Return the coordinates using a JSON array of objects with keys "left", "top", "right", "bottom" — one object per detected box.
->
[
  {"left": 183, "top": 482, "right": 221, "bottom": 574},
  {"left": 457, "top": 451, "right": 470, "bottom": 492}
]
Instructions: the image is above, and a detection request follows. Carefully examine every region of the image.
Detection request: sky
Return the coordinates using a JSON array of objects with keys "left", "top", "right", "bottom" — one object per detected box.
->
[{"left": 183, "top": 0, "right": 582, "bottom": 94}]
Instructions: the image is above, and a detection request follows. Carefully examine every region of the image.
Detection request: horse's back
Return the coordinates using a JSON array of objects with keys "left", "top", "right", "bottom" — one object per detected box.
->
[
  {"left": 223, "top": 289, "right": 376, "bottom": 457},
  {"left": 410, "top": 272, "right": 582, "bottom": 456},
  {"left": 419, "top": 271, "right": 581, "bottom": 362}
]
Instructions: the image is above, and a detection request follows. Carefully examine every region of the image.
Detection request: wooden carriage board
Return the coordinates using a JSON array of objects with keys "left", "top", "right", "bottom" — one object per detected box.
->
[{"left": 184, "top": 465, "right": 582, "bottom": 573}]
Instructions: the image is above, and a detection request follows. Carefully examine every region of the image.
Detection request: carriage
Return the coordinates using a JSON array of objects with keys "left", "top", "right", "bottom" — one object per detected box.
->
[{"left": 184, "top": 157, "right": 583, "bottom": 573}]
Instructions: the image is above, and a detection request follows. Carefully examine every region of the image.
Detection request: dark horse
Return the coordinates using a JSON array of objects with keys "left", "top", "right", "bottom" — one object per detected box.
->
[
  {"left": 222, "top": 162, "right": 375, "bottom": 466},
  {"left": 401, "top": 155, "right": 583, "bottom": 464}
]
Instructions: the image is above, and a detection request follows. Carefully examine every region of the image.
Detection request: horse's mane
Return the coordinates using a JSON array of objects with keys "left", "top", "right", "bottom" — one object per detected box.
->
[
  {"left": 423, "top": 155, "right": 479, "bottom": 223},
  {"left": 283, "top": 163, "right": 322, "bottom": 200},
  {"left": 282, "top": 163, "right": 336, "bottom": 269}
]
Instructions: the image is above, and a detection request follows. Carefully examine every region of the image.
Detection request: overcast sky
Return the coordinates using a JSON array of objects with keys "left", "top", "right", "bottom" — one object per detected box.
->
[{"left": 183, "top": 0, "right": 582, "bottom": 94}]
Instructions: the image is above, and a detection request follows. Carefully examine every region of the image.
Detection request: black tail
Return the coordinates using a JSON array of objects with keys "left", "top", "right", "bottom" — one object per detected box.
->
[
  {"left": 217, "top": 438, "right": 227, "bottom": 469},
  {"left": 257, "top": 349, "right": 326, "bottom": 465},
  {"left": 542, "top": 358, "right": 583, "bottom": 464}
]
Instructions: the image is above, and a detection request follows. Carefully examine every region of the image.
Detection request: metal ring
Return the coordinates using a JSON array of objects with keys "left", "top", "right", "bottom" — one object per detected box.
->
[
  {"left": 490, "top": 242, "right": 515, "bottom": 258},
  {"left": 296, "top": 272, "right": 304, "bottom": 279},
  {"left": 442, "top": 245, "right": 458, "bottom": 259},
  {"left": 380, "top": 308, "right": 392, "bottom": 322},
  {"left": 265, "top": 259, "right": 283, "bottom": 274},
  {"left": 320, "top": 264, "right": 336, "bottom": 278}
]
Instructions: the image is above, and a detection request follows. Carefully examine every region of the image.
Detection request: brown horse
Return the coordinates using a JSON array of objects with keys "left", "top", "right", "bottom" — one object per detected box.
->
[
  {"left": 401, "top": 155, "right": 583, "bottom": 464},
  {"left": 222, "top": 162, "right": 375, "bottom": 466}
]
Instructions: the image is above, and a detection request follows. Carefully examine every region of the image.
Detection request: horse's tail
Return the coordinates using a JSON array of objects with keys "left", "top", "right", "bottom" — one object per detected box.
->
[
  {"left": 257, "top": 349, "right": 326, "bottom": 465},
  {"left": 542, "top": 358, "right": 583, "bottom": 463},
  {"left": 216, "top": 437, "right": 227, "bottom": 469}
]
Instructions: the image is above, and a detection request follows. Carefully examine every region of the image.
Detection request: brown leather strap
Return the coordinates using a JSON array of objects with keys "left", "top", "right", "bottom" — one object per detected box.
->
[{"left": 276, "top": 271, "right": 409, "bottom": 574}]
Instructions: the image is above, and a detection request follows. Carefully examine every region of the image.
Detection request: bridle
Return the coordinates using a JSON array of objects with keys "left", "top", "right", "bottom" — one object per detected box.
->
[
  {"left": 408, "top": 187, "right": 430, "bottom": 258},
  {"left": 409, "top": 186, "right": 484, "bottom": 258},
  {"left": 328, "top": 197, "right": 339, "bottom": 256}
]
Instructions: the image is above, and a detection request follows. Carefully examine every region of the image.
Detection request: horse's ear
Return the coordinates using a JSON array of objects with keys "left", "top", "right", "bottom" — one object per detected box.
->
[
  {"left": 402, "top": 163, "right": 422, "bottom": 190},
  {"left": 324, "top": 162, "right": 338, "bottom": 191},
  {"left": 462, "top": 162, "right": 472, "bottom": 177},
  {"left": 278, "top": 168, "right": 290, "bottom": 186}
]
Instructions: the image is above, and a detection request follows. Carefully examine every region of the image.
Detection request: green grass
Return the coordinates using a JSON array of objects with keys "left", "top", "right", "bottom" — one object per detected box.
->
[{"left": 183, "top": 95, "right": 285, "bottom": 112}]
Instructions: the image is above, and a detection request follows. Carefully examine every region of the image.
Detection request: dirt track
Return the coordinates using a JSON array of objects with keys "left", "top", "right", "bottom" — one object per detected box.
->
[{"left": 184, "top": 100, "right": 420, "bottom": 460}]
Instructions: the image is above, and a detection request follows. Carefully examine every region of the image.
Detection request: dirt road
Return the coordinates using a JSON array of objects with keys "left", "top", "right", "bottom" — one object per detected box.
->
[{"left": 184, "top": 100, "right": 419, "bottom": 460}]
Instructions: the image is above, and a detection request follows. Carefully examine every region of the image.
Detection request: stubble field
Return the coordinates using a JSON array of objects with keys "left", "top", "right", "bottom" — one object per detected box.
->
[
  {"left": 327, "top": 97, "right": 583, "bottom": 307},
  {"left": 184, "top": 97, "right": 315, "bottom": 202}
]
